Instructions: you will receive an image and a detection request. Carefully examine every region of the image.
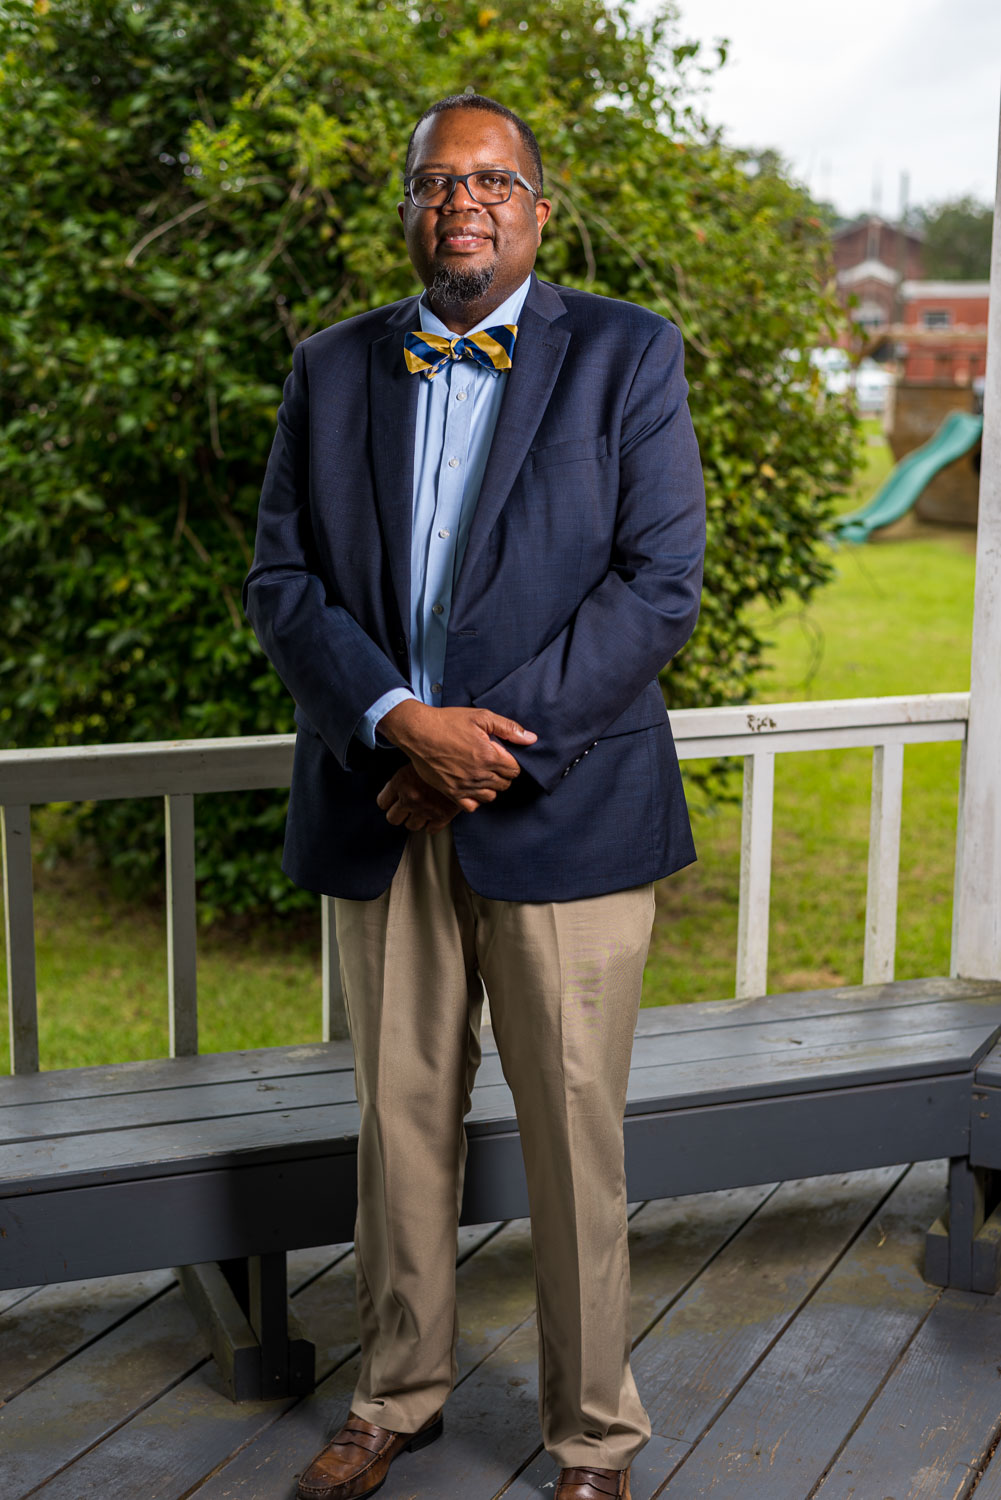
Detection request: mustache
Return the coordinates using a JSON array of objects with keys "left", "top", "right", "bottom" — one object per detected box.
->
[{"left": 437, "top": 224, "right": 493, "bottom": 241}]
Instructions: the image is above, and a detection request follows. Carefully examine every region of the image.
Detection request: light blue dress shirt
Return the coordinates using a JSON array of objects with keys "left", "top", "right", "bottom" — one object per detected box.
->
[{"left": 356, "top": 276, "right": 532, "bottom": 747}]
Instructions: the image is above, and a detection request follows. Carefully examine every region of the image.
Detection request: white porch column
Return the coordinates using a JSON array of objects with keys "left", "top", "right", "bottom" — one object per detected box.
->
[{"left": 952, "top": 92, "right": 1001, "bottom": 979}]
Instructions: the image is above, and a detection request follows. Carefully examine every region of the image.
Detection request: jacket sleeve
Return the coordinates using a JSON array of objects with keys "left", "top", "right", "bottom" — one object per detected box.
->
[
  {"left": 472, "top": 320, "right": 705, "bottom": 793},
  {"left": 243, "top": 342, "right": 411, "bottom": 768}
]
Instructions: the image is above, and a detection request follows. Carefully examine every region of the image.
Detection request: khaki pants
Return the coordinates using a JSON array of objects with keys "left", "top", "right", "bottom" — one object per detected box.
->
[{"left": 334, "top": 828, "right": 654, "bottom": 1470}]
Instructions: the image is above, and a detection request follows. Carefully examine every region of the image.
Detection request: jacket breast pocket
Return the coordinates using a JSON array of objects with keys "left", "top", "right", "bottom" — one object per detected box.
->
[{"left": 528, "top": 434, "right": 608, "bottom": 471}]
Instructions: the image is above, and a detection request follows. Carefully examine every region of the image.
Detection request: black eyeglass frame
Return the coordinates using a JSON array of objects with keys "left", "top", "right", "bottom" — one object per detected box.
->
[{"left": 403, "top": 168, "right": 540, "bottom": 208}]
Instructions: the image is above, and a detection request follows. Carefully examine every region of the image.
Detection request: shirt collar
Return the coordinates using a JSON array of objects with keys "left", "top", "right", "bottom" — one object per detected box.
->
[{"left": 418, "top": 275, "right": 532, "bottom": 340}]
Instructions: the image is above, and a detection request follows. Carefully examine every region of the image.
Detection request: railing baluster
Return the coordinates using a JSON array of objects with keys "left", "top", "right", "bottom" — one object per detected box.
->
[
  {"left": 165, "top": 792, "right": 198, "bottom": 1057},
  {"left": 736, "top": 751, "right": 775, "bottom": 999},
  {"left": 951, "top": 736, "right": 969, "bottom": 976},
  {"left": 1, "top": 805, "right": 40, "bottom": 1074},
  {"left": 321, "top": 895, "right": 348, "bottom": 1041},
  {"left": 863, "top": 742, "right": 904, "bottom": 985}
]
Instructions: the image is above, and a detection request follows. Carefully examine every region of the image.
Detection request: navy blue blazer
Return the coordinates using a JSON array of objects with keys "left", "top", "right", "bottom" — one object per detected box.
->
[{"left": 244, "top": 274, "right": 706, "bottom": 901}]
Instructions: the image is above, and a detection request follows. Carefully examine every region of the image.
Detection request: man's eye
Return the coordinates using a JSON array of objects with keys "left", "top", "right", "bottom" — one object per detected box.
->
[
  {"left": 415, "top": 176, "right": 448, "bottom": 192},
  {"left": 476, "top": 174, "right": 507, "bottom": 189}
]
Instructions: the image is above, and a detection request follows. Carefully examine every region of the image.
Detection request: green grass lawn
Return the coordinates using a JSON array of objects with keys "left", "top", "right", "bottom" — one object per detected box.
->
[
  {"left": 647, "top": 422, "right": 975, "bottom": 1004},
  {"left": 0, "top": 422, "right": 979, "bottom": 1068}
]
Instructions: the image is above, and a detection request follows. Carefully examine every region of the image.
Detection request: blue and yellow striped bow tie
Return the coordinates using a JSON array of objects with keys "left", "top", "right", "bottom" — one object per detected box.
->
[{"left": 403, "top": 325, "right": 518, "bottom": 380}]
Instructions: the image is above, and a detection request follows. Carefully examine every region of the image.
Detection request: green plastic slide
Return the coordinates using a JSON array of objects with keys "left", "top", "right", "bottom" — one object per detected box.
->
[{"left": 833, "top": 410, "right": 983, "bottom": 543}]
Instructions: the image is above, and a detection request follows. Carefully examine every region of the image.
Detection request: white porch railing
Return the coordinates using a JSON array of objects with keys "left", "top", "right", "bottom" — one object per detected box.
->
[{"left": 0, "top": 691, "right": 969, "bottom": 1076}]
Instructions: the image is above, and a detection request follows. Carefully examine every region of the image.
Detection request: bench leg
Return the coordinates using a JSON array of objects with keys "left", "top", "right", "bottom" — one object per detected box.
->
[
  {"left": 924, "top": 1158, "right": 1001, "bottom": 1292},
  {"left": 175, "top": 1252, "right": 316, "bottom": 1401}
]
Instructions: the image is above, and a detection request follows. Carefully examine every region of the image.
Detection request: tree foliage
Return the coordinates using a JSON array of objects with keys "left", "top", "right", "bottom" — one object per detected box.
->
[
  {"left": 917, "top": 195, "right": 994, "bottom": 282},
  {"left": 0, "top": 0, "right": 857, "bottom": 916}
]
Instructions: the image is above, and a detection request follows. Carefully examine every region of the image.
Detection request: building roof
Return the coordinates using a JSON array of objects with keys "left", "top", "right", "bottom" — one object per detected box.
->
[
  {"left": 838, "top": 260, "right": 900, "bottom": 288},
  {"left": 833, "top": 213, "right": 924, "bottom": 243},
  {"left": 901, "top": 280, "right": 991, "bottom": 299}
]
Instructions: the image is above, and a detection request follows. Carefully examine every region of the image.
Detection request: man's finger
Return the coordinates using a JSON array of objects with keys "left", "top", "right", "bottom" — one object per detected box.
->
[
  {"left": 483, "top": 755, "right": 521, "bottom": 782},
  {"left": 466, "top": 759, "right": 519, "bottom": 788},
  {"left": 460, "top": 770, "right": 512, "bottom": 793},
  {"left": 480, "top": 712, "right": 538, "bottom": 746},
  {"left": 376, "top": 779, "right": 399, "bottom": 811}
]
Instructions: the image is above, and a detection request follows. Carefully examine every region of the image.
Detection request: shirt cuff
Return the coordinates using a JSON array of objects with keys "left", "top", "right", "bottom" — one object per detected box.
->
[{"left": 356, "top": 688, "right": 418, "bottom": 749}]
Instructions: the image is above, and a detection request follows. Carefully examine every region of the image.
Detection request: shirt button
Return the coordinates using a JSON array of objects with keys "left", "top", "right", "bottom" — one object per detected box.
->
[
  {"left": 432, "top": 603, "right": 444, "bottom": 616},
  {"left": 438, "top": 528, "right": 451, "bottom": 539},
  {"left": 448, "top": 457, "right": 460, "bottom": 468},
  {"left": 456, "top": 389, "right": 468, "bottom": 402},
  {"left": 431, "top": 682, "right": 443, "bottom": 694}
]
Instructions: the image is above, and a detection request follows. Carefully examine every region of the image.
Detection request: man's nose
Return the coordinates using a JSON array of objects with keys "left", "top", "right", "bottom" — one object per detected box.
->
[{"left": 443, "top": 178, "right": 482, "bottom": 211}]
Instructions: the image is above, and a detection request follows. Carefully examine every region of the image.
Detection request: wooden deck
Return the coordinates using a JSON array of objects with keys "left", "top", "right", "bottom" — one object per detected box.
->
[{"left": 6, "top": 1161, "right": 1001, "bottom": 1498}]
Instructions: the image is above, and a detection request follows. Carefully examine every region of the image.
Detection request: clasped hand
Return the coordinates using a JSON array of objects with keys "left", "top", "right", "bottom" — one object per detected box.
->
[{"left": 375, "top": 701, "right": 538, "bottom": 832}]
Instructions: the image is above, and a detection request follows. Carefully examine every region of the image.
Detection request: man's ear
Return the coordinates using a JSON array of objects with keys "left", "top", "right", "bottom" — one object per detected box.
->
[{"left": 397, "top": 201, "right": 406, "bottom": 225}]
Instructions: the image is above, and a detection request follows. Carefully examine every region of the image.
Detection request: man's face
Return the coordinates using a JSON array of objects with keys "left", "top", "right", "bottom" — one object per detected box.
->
[{"left": 399, "top": 109, "right": 551, "bottom": 331}]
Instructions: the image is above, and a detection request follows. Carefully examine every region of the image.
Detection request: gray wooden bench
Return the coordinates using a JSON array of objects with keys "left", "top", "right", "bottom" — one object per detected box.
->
[{"left": 3, "top": 975, "right": 1001, "bottom": 1401}]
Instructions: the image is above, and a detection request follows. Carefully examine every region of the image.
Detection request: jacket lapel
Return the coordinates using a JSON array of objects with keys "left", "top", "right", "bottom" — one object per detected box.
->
[
  {"left": 456, "top": 277, "right": 570, "bottom": 589},
  {"left": 369, "top": 297, "right": 421, "bottom": 643}
]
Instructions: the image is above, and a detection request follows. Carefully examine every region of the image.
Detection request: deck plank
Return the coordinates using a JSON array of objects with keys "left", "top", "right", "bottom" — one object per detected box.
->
[
  {"left": 25, "top": 1222, "right": 500, "bottom": 1500},
  {"left": 811, "top": 1285, "right": 1001, "bottom": 1499},
  {"left": 0, "top": 1285, "right": 40, "bottom": 1316},
  {"left": 4, "top": 1021, "right": 997, "bottom": 1198},
  {"left": 0, "top": 1267, "right": 175, "bottom": 1403},
  {"left": 658, "top": 1159, "right": 947, "bottom": 1497},
  {"left": 630, "top": 978, "right": 1001, "bottom": 1035},
  {"left": 0, "top": 1240, "right": 358, "bottom": 1495},
  {"left": 1, "top": 977, "right": 995, "bottom": 1114},
  {"left": 0, "top": 1279, "right": 209, "bottom": 1496},
  {"left": 188, "top": 1187, "right": 774, "bottom": 1498},
  {"left": 963, "top": 1447, "right": 1001, "bottom": 1499},
  {"left": 384, "top": 1186, "right": 779, "bottom": 1500},
  {"left": 7, "top": 1165, "right": 1001, "bottom": 1497},
  {"left": 6, "top": 998, "right": 1001, "bottom": 1147},
  {"left": 0, "top": 1070, "right": 361, "bottom": 1143},
  {"left": 184, "top": 1218, "right": 553, "bottom": 1499},
  {"left": 0, "top": 1043, "right": 356, "bottom": 1108},
  {"left": 627, "top": 1167, "right": 905, "bottom": 1494}
]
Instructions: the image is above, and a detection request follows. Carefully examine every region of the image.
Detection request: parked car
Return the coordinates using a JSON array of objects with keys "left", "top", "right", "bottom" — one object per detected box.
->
[
  {"left": 809, "top": 346, "right": 852, "bottom": 395},
  {"left": 808, "top": 348, "right": 892, "bottom": 412},
  {"left": 854, "top": 358, "right": 893, "bottom": 413}
]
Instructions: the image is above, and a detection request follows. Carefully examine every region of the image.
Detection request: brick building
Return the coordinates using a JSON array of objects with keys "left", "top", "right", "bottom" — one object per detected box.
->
[
  {"left": 897, "top": 281, "right": 990, "bottom": 383},
  {"left": 833, "top": 215, "right": 924, "bottom": 332},
  {"left": 884, "top": 282, "right": 989, "bottom": 527},
  {"left": 831, "top": 214, "right": 987, "bottom": 525}
]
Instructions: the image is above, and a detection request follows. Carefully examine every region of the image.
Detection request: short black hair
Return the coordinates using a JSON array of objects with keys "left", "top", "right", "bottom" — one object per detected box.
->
[{"left": 404, "top": 94, "right": 544, "bottom": 195}]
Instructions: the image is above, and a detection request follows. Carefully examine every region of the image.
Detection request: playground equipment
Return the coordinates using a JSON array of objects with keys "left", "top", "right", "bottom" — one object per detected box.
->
[{"left": 834, "top": 409, "right": 984, "bottom": 543}]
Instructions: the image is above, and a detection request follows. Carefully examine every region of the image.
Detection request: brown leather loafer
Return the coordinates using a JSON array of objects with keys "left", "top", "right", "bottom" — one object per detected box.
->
[
  {"left": 555, "top": 1467, "right": 631, "bottom": 1500},
  {"left": 296, "top": 1409, "right": 444, "bottom": 1499}
]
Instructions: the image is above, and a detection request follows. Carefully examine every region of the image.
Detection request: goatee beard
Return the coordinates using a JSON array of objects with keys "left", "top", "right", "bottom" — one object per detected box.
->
[{"left": 428, "top": 263, "right": 495, "bottom": 306}]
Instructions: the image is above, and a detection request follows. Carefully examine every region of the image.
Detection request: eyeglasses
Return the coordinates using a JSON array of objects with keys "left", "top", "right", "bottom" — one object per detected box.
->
[{"left": 404, "top": 168, "right": 539, "bottom": 209}]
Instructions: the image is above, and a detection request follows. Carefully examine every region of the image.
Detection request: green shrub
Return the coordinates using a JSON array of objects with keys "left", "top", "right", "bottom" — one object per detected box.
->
[{"left": 0, "top": 0, "right": 857, "bottom": 917}]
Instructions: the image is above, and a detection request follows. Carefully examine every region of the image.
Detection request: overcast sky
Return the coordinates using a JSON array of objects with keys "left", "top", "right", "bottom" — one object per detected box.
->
[{"left": 667, "top": 0, "right": 1000, "bottom": 219}]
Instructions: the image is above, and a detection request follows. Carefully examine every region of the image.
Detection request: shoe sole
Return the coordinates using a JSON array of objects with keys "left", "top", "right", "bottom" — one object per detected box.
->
[
  {"left": 403, "top": 1415, "right": 445, "bottom": 1453},
  {"left": 299, "top": 1417, "right": 445, "bottom": 1500}
]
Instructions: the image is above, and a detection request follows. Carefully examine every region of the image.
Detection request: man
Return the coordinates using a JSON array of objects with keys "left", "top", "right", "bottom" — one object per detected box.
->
[{"left": 245, "top": 94, "right": 705, "bottom": 1500}]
